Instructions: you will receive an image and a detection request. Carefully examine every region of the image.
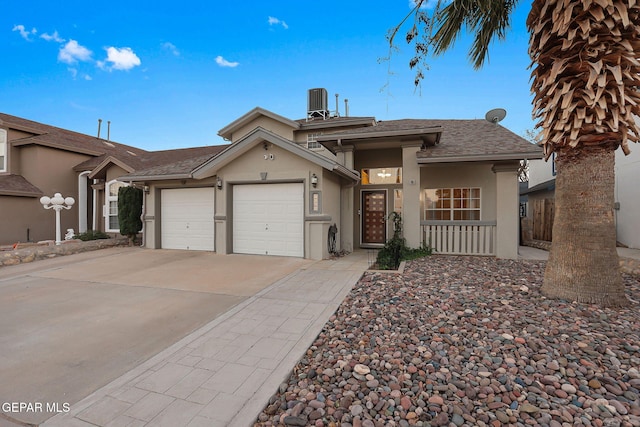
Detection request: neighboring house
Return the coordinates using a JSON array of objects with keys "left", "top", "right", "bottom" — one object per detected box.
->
[
  {"left": 525, "top": 144, "right": 640, "bottom": 249},
  {"left": 124, "top": 90, "right": 543, "bottom": 259},
  {"left": 0, "top": 113, "right": 225, "bottom": 245}
]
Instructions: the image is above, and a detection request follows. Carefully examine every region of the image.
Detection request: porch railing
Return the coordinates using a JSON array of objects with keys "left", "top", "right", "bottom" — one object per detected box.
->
[{"left": 421, "top": 221, "right": 497, "bottom": 256}]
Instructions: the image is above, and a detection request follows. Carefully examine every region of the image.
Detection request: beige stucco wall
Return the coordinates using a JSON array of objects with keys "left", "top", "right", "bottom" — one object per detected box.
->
[
  {"left": 215, "top": 143, "right": 340, "bottom": 259},
  {"left": 615, "top": 146, "right": 640, "bottom": 248},
  {"left": 230, "top": 117, "right": 294, "bottom": 142},
  {"left": 1, "top": 145, "right": 91, "bottom": 245},
  {"left": 143, "top": 143, "right": 344, "bottom": 260},
  {"left": 420, "top": 163, "right": 498, "bottom": 221},
  {"left": 141, "top": 177, "right": 217, "bottom": 249}
]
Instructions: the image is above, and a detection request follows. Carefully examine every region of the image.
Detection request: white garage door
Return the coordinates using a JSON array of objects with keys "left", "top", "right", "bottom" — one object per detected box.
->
[
  {"left": 161, "top": 188, "right": 215, "bottom": 251},
  {"left": 233, "top": 183, "right": 304, "bottom": 257}
]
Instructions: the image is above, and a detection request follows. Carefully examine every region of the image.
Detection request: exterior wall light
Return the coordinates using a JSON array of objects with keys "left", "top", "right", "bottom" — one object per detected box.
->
[
  {"left": 311, "top": 173, "right": 318, "bottom": 188},
  {"left": 216, "top": 177, "right": 223, "bottom": 190},
  {"left": 40, "top": 193, "right": 75, "bottom": 245}
]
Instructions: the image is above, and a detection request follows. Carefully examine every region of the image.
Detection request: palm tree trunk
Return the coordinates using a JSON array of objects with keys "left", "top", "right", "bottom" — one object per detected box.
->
[{"left": 542, "top": 149, "right": 628, "bottom": 307}]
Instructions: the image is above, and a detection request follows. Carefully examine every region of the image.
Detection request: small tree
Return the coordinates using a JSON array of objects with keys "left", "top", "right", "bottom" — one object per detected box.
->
[{"left": 118, "top": 186, "right": 143, "bottom": 246}]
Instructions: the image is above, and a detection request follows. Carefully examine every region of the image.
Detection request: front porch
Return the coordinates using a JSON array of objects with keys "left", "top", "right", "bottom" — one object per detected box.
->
[{"left": 421, "top": 220, "right": 497, "bottom": 256}]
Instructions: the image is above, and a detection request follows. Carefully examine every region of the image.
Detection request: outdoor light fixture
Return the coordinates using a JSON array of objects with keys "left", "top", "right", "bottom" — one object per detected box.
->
[
  {"left": 311, "top": 173, "right": 318, "bottom": 188},
  {"left": 216, "top": 177, "right": 223, "bottom": 190},
  {"left": 40, "top": 193, "right": 75, "bottom": 245},
  {"left": 143, "top": 185, "right": 150, "bottom": 194}
]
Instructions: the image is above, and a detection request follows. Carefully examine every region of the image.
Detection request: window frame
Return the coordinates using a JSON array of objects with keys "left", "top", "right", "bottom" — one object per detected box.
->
[
  {"left": 424, "top": 187, "right": 481, "bottom": 221},
  {"left": 105, "top": 179, "right": 128, "bottom": 232},
  {"left": 0, "top": 129, "right": 7, "bottom": 173},
  {"left": 306, "top": 132, "right": 323, "bottom": 150},
  {"left": 361, "top": 167, "right": 403, "bottom": 185}
]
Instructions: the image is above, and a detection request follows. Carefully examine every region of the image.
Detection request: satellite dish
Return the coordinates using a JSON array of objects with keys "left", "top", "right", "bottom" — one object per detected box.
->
[{"left": 485, "top": 108, "right": 507, "bottom": 124}]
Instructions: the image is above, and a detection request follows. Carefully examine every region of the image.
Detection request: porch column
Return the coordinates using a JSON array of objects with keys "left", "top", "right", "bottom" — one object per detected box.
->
[
  {"left": 402, "top": 143, "right": 422, "bottom": 248},
  {"left": 337, "top": 146, "right": 355, "bottom": 252},
  {"left": 493, "top": 162, "right": 520, "bottom": 259}
]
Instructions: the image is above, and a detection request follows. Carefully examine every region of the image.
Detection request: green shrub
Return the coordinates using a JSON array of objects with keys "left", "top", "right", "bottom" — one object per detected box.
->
[
  {"left": 74, "top": 230, "right": 110, "bottom": 241},
  {"left": 375, "top": 212, "right": 432, "bottom": 270},
  {"left": 118, "top": 186, "right": 143, "bottom": 245}
]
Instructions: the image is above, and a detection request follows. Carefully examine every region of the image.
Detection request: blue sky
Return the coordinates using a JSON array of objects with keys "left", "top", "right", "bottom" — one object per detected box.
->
[{"left": 2, "top": 1, "right": 534, "bottom": 151}]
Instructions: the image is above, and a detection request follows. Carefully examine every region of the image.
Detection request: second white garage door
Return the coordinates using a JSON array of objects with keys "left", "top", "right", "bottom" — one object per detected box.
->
[
  {"left": 161, "top": 188, "right": 215, "bottom": 251},
  {"left": 233, "top": 183, "right": 304, "bottom": 257}
]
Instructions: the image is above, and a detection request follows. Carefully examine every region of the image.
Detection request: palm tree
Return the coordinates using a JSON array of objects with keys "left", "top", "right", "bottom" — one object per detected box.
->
[{"left": 392, "top": 0, "right": 640, "bottom": 307}]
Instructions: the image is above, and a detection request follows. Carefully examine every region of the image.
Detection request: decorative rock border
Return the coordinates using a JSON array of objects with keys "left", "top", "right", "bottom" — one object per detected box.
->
[
  {"left": 0, "top": 238, "right": 129, "bottom": 268},
  {"left": 524, "top": 240, "right": 640, "bottom": 277}
]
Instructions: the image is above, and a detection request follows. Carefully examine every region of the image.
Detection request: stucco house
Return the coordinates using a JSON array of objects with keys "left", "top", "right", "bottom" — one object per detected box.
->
[
  {"left": 123, "top": 90, "right": 543, "bottom": 259},
  {"left": 2, "top": 91, "right": 542, "bottom": 258},
  {"left": 0, "top": 113, "right": 224, "bottom": 246}
]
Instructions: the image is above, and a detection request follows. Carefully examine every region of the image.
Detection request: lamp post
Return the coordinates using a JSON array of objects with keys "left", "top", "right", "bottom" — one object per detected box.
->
[{"left": 40, "top": 193, "right": 75, "bottom": 245}]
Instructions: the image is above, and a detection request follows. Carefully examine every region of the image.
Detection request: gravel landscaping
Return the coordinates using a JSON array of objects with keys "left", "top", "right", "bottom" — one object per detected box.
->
[{"left": 254, "top": 256, "right": 640, "bottom": 427}]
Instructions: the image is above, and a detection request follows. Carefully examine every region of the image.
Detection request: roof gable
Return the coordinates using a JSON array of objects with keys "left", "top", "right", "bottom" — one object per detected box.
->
[
  {"left": 193, "top": 127, "right": 359, "bottom": 181},
  {"left": 217, "top": 107, "right": 300, "bottom": 141}
]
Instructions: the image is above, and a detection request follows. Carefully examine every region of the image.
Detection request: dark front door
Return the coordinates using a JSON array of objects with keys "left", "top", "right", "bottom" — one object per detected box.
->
[{"left": 362, "top": 190, "right": 386, "bottom": 245}]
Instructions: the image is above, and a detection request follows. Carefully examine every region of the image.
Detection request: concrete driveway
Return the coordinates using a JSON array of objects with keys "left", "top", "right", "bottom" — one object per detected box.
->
[{"left": 0, "top": 247, "right": 309, "bottom": 426}]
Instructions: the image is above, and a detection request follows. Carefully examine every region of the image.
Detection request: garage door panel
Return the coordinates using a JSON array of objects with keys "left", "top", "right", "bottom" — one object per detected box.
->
[
  {"left": 233, "top": 183, "right": 303, "bottom": 257},
  {"left": 161, "top": 188, "right": 215, "bottom": 251}
]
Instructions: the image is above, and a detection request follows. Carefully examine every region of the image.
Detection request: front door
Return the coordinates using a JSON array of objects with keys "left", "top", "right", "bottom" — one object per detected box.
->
[{"left": 362, "top": 190, "right": 386, "bottom": 245}]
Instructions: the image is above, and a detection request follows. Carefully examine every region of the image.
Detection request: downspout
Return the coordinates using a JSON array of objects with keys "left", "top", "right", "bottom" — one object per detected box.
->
[{"left": 92, "top": 179, "right": 98, "bottom": 231}]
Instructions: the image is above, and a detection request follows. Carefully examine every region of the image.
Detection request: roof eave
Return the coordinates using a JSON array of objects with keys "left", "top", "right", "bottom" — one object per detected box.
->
[
  {"left": 317, "top": 126, "right": 444, "bottom": 142},
  {"left": 0, "top": 189, "right": 43, "bottom": 197},
  {"left": 88, "top": 156, "right": 136, "bottom": 180},
  {"left": 118, "top": 173, "right": 194, "bottom": 182},
  {"left": 12, "top": 139, "right": 103, "bottom": 156},
  {"left": 417, "top": 151, "right": 544, "bottom": 164},
  {"left": 218, "top": 107, "right": 301, "bottom": 140}
]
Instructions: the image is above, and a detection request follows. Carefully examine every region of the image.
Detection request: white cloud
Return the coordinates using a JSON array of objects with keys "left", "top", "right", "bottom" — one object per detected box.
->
[
  {"left": 58, "top": 40, "right": 92, "bottom": 64},
  {"left": 41, "top": 30, "right": 65, "bottom": 43},
  {"left": 12, "top": 24, "right": 37, "bottom": 40},
  {"left": 268, "top": 16, "right": 288, "bottom": 29},
  {"left": 162, "top": 42, "right": 180, "bottom": 56},
  {"left": 101, "top": 46, "right": 141, "bottom": 71},
  {"left": 215, "top": 55, "right": 239, "bottom": 68},
  {"left": 409, "top": 0, "right": 450, "bottom": 9}
]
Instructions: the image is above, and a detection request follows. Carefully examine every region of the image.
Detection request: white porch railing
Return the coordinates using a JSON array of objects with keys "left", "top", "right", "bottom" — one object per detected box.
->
[{"left": 421, "top": 221, "right": 497, "bottom": 256}]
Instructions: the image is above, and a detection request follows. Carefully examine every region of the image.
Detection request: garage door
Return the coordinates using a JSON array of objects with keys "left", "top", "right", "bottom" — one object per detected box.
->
[
  {"left": 161, "top": 188, "right": 215, "bottom": 251},
  {"left": 233, "top": 183, "right": 304, "bottom": 257}
]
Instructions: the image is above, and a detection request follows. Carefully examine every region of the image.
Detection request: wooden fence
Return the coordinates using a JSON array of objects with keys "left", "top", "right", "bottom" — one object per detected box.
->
[{"left": 532, "top": 198, "right": 554, "bottom": 241}]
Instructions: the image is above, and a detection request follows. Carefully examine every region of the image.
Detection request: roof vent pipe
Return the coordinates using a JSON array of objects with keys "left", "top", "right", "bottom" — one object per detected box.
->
[
  {"left": 107, "top": 121, "right": 111, "bottom": 141},
  {"left": 97, "top": 119, "right": 102, "bottom": 139},
  {"left": 344, "top": 99, "right": 349, "bottom": 117},
  {"left": 335, "top": 93, "right": 340, "bottom": 117}
]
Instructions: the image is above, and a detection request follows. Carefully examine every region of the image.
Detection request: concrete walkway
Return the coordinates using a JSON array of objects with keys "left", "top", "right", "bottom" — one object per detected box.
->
[
  {"left": 39, "top": 246, "right": 639, "bottom": 427},
  {"left": 43, "top": 252, "right": 370, "bottom": 427}
]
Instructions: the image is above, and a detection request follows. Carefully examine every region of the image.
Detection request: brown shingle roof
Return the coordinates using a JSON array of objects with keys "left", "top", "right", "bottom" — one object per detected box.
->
[
  {"left": 0, "top": 174, "right": 43, "bottom": 197},
  {"left": 0, "top": 113, "right": 149, "bottom": 161},
  {"left": 120, "top": 145, "right": 230, "bottom": 179},
  {"left": 319, "top": 118, "right": 542, "bottom": 161},
  {"left": 412, "top": 119, "right": 542, "bottom": 160}
]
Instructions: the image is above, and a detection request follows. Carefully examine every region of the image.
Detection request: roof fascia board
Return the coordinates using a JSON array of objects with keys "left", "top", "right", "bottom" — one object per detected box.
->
[
  {"left": 417, "top": 151, "right": 545, "bottom": 164},
  {"left": 0, "top": 190, "right": 42, "bottom": 197},
  {"left": 88, "top": 156, "right": 135, "bottom": 179},
  {"left": 317, "top": 126, "right": 444, "bottom": 142},
  {"left": 299, "top": 117, "right": 376, "bottom": 130},
  {"left": 118, "top": 173, "right": 193, "bottom": 182},
  {"left": 217, "top": 107, "right": 301, "bottom": 140},
  {"left": 11, "top": 138, "right": 103, "bottom": 156}
]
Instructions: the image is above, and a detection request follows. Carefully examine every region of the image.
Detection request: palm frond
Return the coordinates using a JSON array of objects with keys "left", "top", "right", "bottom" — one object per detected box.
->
[{"left": 432, "top": 0, "right": 518, "bottom": 69}]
